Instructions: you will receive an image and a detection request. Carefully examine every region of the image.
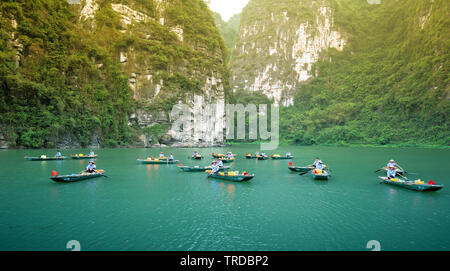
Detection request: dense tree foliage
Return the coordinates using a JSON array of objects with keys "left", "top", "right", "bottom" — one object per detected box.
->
[{"left": 280, "top": 0, "right": 449, "bottom": 146}]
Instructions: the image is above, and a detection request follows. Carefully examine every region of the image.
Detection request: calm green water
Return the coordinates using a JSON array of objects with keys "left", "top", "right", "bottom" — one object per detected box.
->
[{"left": 0, "top": 145, "right": 449, "bottom": 251}]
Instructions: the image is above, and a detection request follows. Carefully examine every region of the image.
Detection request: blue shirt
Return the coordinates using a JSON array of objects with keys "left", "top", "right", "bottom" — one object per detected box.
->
[
  {"left": 169, "top": 155, "right": 174, "bottom": 161},
  {"left": 211, "top": 164, "right": 219, "bottom": 173},
  {"left": 89, "top": 151, "right": 94, "bottom": 156},
  {"left": 387, "top": 162, "right": 396, "bottom": 168},
  {"left": 217, "top": 160, "right": 223, "bottom": 167},
  {"left": 56, "top": 152, "right": 61, "bottom": 157},
  {"left": 86, "top": 164, "right": 96, "bottom": 171},
  {"left": 316, "top": 163, "right": 323, "bottom": 170},
  {"left": 387, "top": 168, "right": 396, "bottom": 177},
  {"left": 313, "top": 160, "right": 319, "bottom": 167}
]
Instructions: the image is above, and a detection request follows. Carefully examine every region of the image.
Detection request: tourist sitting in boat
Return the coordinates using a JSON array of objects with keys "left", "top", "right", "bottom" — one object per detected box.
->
[
  {"left": 86, "top": 161, "right": 96, "bottom": 173},
  {"left": 193, "top": 151, "right": 198, "bottom": 157},
  {"left": 313, "top": 158, "right": 320, "bottom": 167},
  {"left": 255, "top": 151, "right": 260, "bottom": 156},
  {"left": 286, "top": 152, "right": 291, "bottom": 157},
  {"left": 211, "top": 161, "right": 220, "bottom": 175},
  {"left": 227, "top": 151, "right": 233, "bottom": 158},
  {"left": 89, "top": 150, "right": 95, "bottom": 156},
  {"left": 217, "top": 158, "right": 224, "bottom": 168},
  {"left": 159, "top": 152, "right": 164, "bottom": 158},
  {"left": 387, "top": 165, "right": 396, "bottom": 179},
  {"left": 55, "top": 151, "right": 62, "bottom": 158},
  {"left": 168, "top": 154, "right": 174, "bottom": 161},
  {"left": 316, "top": 160, "right": 324, "bottom": 170},
  {"left": 261, "top": 152, "right": 267, "bottom": 157}
]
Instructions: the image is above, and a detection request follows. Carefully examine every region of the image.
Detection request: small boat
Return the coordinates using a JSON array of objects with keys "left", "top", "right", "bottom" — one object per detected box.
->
[
  {"left": 312, "top": 169, "right": 330, "bottom": 180},
  {"left": 257, "top": 155, "right": 268, "bottom": 160},
  {"left": 50, "top": 170, "right": 105, "bottom": 182},
  {"left": 71, "top": 154, "right": 98, "bottom": 159},
  {"left": 191, "top": 155, "right": 203, "bottom": 160},
  {"left": 245, "top": 154, "right": 258, "bottom": 159},
  {"left": 25, "top": 155, "right": 67, "bottom": 161},
  {"left": 378, "top": 177, "right": 444, "bottom": 192},
  {"left": 270, "top": 154, "right": 294, "bottom": 160},
  {"left": 220, "top": 158, "right": 235, "bottom": 163},
  {"left": 207, "top": 171, "right": 254, "bottom": 182},
  {"left": 137, "top": 158, "right": 179, "bottom": 164},
  {"left": 212, "top": 153, "right": 236, "bottom": 158},
  {"left": 179, "top": 165, "right": 230, "bottom": 172},
  {"left": 289, "top": 166, "right": 314, "bottom": 172}
]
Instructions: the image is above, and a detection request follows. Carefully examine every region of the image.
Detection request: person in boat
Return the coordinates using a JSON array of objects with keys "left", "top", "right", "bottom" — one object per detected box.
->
[
  {"left": 316, "top": 160, "right": 324, "bottom": 170},
  {"left": 261, "top": 152, "right": 267, "bottom": 157},
  {"left": 211, "top": 161, "right": 220, "bottom": 175},
  {"left": 168, "top": 154, "right": 174, "bottom": 161},
  {"left": 193, "top": 151, "right": 198, "bottom": 157},
  {"left": 387, "top": 165, "right": 396, "bottom": 179},
  {"left": 159, "top": 152, "right": 164, "bottom": 158},
  {"left": 387, "top": 159, "right": 397, "bottom": 169},
  {"left": 226, "top": 151, "right": 233, "bottom": 159},
  {"left": 86, "top": 161, "right": 97, "bottom": 173},
  {"left": 89, "top": 150, "right": 95, "bottom": 156},
  {"left": 286, "top": 152, "right": 291, "bottom": 157},
  {"left": 55, "top": 151, "right": 62, "bottom": 158},
  {"left": 255, "top": 151, "right": 260, "bottom": 156},
  {"left": 217, "top": 158, "right": 224, "bottom": 168},
  {"left": 313, "top": 158, "right": 320, "bottom": 167}
]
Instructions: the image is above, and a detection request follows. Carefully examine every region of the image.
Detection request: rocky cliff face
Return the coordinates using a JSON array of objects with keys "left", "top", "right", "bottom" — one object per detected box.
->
[
  {"left": 230, "top": 0, "right": 345, "bottom": 106},
  {"left": 75, "top": 0, "right": 227, "bottom": 147}
]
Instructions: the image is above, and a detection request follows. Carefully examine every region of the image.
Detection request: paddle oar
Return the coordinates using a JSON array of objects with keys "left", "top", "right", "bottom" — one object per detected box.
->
[
  {"left": 397, "top": 173, "right": 409, "bottom": 181},
  {"left": 299, "top": 169, "right": 313, "bottom": 176},
  {"left": 396, "top": 164, "right": 407, "bottom": 173}
]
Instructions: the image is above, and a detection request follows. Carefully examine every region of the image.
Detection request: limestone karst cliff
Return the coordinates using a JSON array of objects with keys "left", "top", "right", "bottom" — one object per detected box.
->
[
  {"left": 0, "top": 0, "right": 228, "bottom": 148},
  {"left": 230, "top": 0, "right": 345, "bottom": 106}
]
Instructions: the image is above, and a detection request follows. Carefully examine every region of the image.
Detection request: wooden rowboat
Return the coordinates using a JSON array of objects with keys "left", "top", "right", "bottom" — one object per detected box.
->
[
  {"left": 25, "top": 156, "right": 67, "bottom": 161},
  {"left": 179, "top": 165, "right": 230, "bottom": 172},
  {"left": 212, "top": 153, "right": 236, "bottom": 158},
  {"left": 270, "top": 155, "right": 294, "bottom": 160},
  {"left": 50, "top": 170, "right": 105, "bottom": 182},
  {"left": 71, "top": 154, "right": 98, "bottom": 159},
  {"left": 245, "top": 154, "right": 258, "bottom": 159},
  {"left": 207, "top": 172, "right": 254, "bottom": 182},
  {"left": 288, "top": 166, "right": 314, "bottom": 172},
  {"left": 219, "top": 158, "right": 235, "bottom": 163},
  {"left": 378, "top": 176, "right": 443, "bottom": 191},
  {"left": 191, "top": 155, "right": 203, "bottom": 160},
  {"left": 312, "top": 170, "right": 330, "bottom": 180},
  {"left": 257, "top": 155, "right": 268, "bottom": 160},
  {"left": 137, "top": 158, "right": 179, "bottom": 164}
]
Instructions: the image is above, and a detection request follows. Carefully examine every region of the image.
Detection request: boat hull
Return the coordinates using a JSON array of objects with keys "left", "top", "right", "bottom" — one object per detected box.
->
[
  {"left": 312, "top": 171, "right": 330, "bottom": 180},
  {"left": 26, "top": 156, "right": 67, "bottom": 161},
  {"left": 191, "top": 156, "right": 203, "bottom": 160},
  {"left": 179, "top": 166, "right": 230, "bottom": 172},
  {"left": 71, "top": 155, "right": 98, "bottom": 160},
  {"left": 378, "top": 177, "right": 443, "bottom": 191},
  {"left": 289, "top": 166, "right": 314, "bottom": 172},
  {"left": 51, "top": 172, "right": 104, "bottom": 182},
  {"left": 137, "top": 159, "right": 179, "bottom": 164},
  {"left": 207, "top": 173, "right": 254, "bottom": 182},
  {"left": 271, "top": 156, "right": 294, "bottom": 160}
]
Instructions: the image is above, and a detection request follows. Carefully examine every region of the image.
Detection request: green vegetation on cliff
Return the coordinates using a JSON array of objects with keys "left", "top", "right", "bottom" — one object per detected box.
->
[
  {"left": 228, "top": 0, "right": 449, "bottom": 146},
  {"left": 0, "top": 0, "right": 227, "bottom": 148},
  {"left": 281, "top": 0, "right": 449, "bottom": 146}
]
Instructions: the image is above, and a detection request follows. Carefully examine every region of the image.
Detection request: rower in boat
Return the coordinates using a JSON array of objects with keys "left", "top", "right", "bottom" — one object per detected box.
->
[
  {"left": 226, "top": 151, "right": 233, "bottom": 159},
  {"left": 159, "top": 152, "right": 165, "bottom": 159},
  {"left": 313, "top": 158, "right": 320, "bottom": 168},
  {"left": 286, "top": 152, "right": 291, "bottom": 157},
  {"left": 387, "top": 165, "right": 397, "bottom": 179},
  {"left": 86, "top": 160, "right": 97, "bottom": 173},
  {"left": 313, "top": 160, "right": 324, "bottom": 173},
  {"left": 217, "top": 158, "right": 224, "bottom": 168},
  {"left": 55, "top": 151, "right": 62, "bottom": 158},
  {"left": 168, "top": 153, "right": 174, "bottom": 161},
  {"left": 211, "top": 161, "right": 220, "bottom": 175},
  {"left": 89, "top": 150, "right": 95, "bottom": 156},
  {"left": 261, "top": 152, "right": 267, "bottom": 158},
  {"left": 193, "top": 151, "right": 200, "bottom": 158}
]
